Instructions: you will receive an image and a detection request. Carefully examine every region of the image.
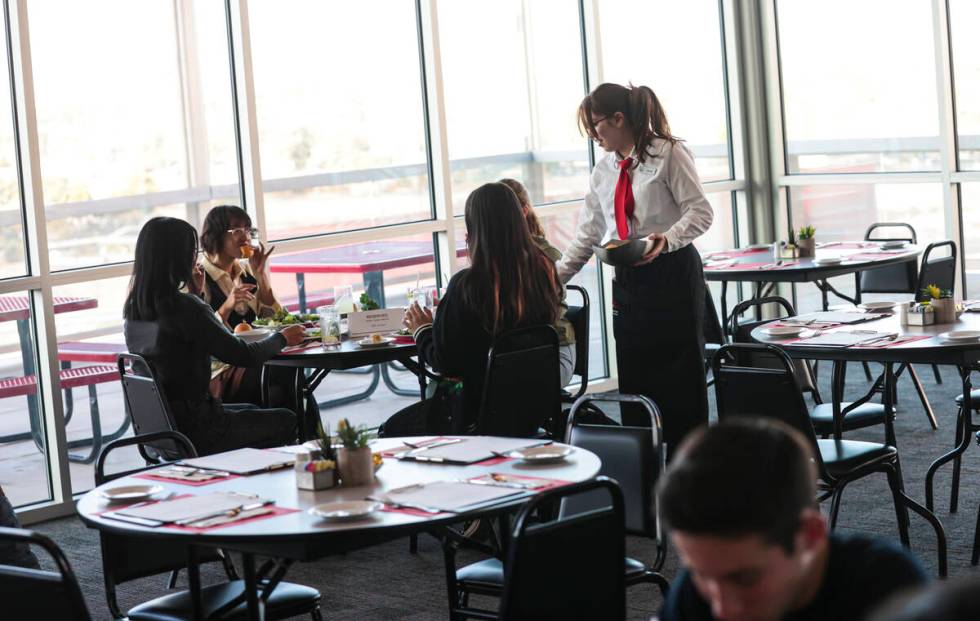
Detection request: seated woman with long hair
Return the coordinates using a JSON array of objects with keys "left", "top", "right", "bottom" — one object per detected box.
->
[
  {"left": 123, "top": 217, "right": 305, "bottom": 455},
  {"left": 404, "top": 182, "right": 564, "bottom": 427}
]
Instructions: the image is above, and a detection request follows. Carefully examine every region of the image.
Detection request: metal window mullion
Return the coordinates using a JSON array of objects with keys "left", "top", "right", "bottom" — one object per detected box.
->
[
  {"left": 777, "top": 172, "right": 943, "bottom": 186},
  {"left": 7, "top": 0, "right": 71, "bottom": 511},
  {"left": 173, "top": 0, "right": 211, "bottom": 230},
  {"left": 418, "top": 0, "right": 457, "bottom": 280},
  {"left": 226, "top": 0, "right": 266, "bottom": 241}
]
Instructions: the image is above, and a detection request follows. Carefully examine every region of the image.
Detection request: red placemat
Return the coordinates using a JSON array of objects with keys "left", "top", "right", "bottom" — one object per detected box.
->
[
  {"left": 379, "top": 506, "right": 451, "bottom": 518},
  {"left": 379, "top": 437, "right": 456, "bottom": 458},
  {"left": 134, "top": 472, "right": 242, "bottom": 487},
  {"left": 94, "top": 493, "right": 193, "bottom": 516},
  {"left": 720, "top": 261, "right": 799, "bottom": 271},
  {"left": 475, "top": 473, "right": 571, "bottom": 493},
  {"left": 819, "top": 242, "right": 878, "bottom": 250},
  {"left": 852, "top": 334, "right": 933, "bottom": 348},
  {"left": 705, "top": 247, "right": 770, "bottom": 259},
  {"left": 473, "top": 456, "right": 514, "bottom": 466},
  {"left": 166, "top": 506, "right": 300, "bottom": 532},
  {"left": 281, "top": 341, "right": 324, "bottom": 354},
  {"left": 844, "top": 251, "right": 908, "bottom": 261}
]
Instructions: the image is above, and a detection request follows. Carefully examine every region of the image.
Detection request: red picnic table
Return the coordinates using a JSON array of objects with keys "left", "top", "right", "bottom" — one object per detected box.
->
[{"left": 0, "top": 295, "right": 128, "bottom": 463}]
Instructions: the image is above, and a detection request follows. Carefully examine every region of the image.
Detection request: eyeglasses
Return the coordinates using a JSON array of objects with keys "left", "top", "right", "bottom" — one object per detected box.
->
[
  {"left": 226, "top": 226, "right": 259, "bottom": 237},
  {"left": 591, "top": 116, "right": 609, "bottom": 127}
]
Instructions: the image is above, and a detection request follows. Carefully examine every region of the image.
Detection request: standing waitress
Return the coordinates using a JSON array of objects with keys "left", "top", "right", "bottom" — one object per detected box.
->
[{"left": 559, "top": 82, "right": 713, "bottom": 454}]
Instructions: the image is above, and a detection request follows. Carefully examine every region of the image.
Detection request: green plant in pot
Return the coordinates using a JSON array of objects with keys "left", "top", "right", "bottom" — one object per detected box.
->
[
  {"left": 296, "top": 423, "right": 337, "bottom": 490},
  {"left": 924, "top": 284, "right": 956, "bottom": 323},
  {"left": 336, "top": 418, "right": 374, "bottom": 486},
  {"left": 796, "top": 225, "right": 816, "bottom": 257}
]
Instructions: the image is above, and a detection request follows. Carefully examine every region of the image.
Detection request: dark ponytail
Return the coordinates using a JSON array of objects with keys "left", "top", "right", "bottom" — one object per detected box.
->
[{"left": 577, "top": 82, "right": 678, "bottom": 164}]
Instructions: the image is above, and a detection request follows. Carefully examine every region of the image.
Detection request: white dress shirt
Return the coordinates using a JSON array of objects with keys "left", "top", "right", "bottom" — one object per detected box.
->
[{"left": 557, "top": 138, "right": 714, "bottom": 282}]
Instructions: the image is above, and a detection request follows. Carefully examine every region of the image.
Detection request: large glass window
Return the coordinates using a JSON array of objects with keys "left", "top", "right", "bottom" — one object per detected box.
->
[
  {"left": 438, "top": 0, "right": 589, "bottom": 210},
  {"left": 776, "top": 0, "right": 940, "bottom": 174},
  {"left": 950, "top": 0, "right": 980, "bottom": 170},
  {"left": 0, "top": 6, "right": 24, "bottom": 281},
  {"left": 29, "top": 0, "right": 240, "bottom": 271},
  {"left": 962, "top": 184, "right": 980, "bottom": 297},
  {"left": 248, "top": 0, "right": 430, "bottom": 241},
  {"left": 598, "top": 0, "right": 731, "bottom": 182}
]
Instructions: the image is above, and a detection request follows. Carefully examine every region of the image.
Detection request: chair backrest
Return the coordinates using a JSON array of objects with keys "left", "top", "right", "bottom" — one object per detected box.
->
[
  {"left": 93, "top": 432, "right": 224, "bottom": 619},
  {"left": 477, "top": 325, "right": 560, "bottom": 437},
  {"left": 565, "top": 394, "right": 664, "bottom": 545},
  {"left": 0, "top": 527, "right": 92, "bottom": 621},
  {"left": 563, "top": 284, "right": 590, "bottom": 401},
  {"left": 117, "top": 353, "right": 183, "bottom": 461},
  {"left": 711, "top": 343, "right": 829, "bottom": 480},
  {"left": 914, "top": 240, "right": 957, "bottom": 302},
  {"left": 860, "top": 222, "right": 918, "bottom": 294},
  {"left": 498, "top": 477, "right": 625, "bottom": 621}
]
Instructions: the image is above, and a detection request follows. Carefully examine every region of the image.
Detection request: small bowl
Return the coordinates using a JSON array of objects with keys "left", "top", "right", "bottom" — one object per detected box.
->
[{"left": 592, "top": 239, "right": 652, "bottom": 267}]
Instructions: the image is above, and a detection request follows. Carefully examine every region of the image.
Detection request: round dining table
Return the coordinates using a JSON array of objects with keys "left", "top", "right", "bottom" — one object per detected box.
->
[{"left": 77, "top": 437, "right": 601, "bottom": 620}]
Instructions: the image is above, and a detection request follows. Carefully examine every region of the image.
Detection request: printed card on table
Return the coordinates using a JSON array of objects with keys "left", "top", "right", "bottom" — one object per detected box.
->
[{"left": 348, "top": 308, "right": 406, "bottom": 337}]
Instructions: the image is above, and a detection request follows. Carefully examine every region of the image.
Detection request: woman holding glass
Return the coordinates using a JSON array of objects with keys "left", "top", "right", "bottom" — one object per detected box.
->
[{"left": 560, "top": 83, "right": 713, "bottom": 454}]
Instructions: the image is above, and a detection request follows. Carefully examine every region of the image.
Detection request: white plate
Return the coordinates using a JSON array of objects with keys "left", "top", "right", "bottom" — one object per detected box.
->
[
  {"left": 746, "top": 243, "right": 772, "bottom": 250},
  {"left": 859, "top": 301, "right": 898, "bottom": 311},
  {"left": 236, "top": 328, "right": 273, "bottom": 343},
  {"left": 357, "top": 336, "right": 395, "bottom": 348},
  {"left": 99, "top": 484, "right": 164, "bottom": 503},
  {"left": 509, "top": 445, "right": 573, "bottom": 463},
  {"left": 938, "top": 330, "right": 980, "bottom": 343},
  {"left": 879, "top": 240, "right": 909, "bottom": 250},
  {"left": 762, "top": 325, "right": 806, "bottom": 338},
  {"left": 812, "top": 257, "right": 843, "bottom": 265},
  {"left": 308, "top": 500, "right": 382, "bottom": 522}
]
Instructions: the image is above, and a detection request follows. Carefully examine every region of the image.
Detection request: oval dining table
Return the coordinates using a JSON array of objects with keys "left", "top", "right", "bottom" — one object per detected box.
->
[{"left": 77, "top": 437, "right": 601, "bottom": 620}]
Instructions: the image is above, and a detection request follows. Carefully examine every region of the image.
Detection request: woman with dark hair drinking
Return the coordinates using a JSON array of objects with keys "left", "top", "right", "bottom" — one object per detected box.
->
[
  {"left": 561, "top": 82, "right": 713, "bottom": 454},
  {"left": 403, "top": 182, "right": 564, "bottom": 429},
  {"left": 124, "top": 216, "right": 305, "bottom": 455}
]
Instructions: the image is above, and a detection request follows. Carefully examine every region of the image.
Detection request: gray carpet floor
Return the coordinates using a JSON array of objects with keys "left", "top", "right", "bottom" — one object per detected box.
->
[{"left": 30, "top": 363, "right": 980, "bottom": 619}]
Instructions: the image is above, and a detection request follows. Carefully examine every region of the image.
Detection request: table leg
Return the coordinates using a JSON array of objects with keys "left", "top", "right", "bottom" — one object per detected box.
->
[
  {"left": 925, "top": 366, "right": 974, "bottom": 511},
  {"left": 187, "top": 546, "right": 203, "bottom": 621},
  {"left": 242, "top": 552, "right": 264, "bottom": 621},
  {"left": 854, "top": 272, "right": 862, "bottom": 305},
  {"left": 381, "top": 362, "right": 421, "bottom": 397},
  {"left": 295, "top": 274, "right": 307, "bottom": 313},
  {"left": 15, "top": 318, "right": 44, "bottom": 451},
  {"left": 363, "top": 270, "right": 385, "bottom": 308},
  {"left": 720, "top": 281, "right": 729, "bottom": 334}
]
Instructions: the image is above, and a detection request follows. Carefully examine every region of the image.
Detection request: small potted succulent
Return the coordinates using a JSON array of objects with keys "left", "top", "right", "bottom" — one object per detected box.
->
[
  {"left": 796, "top": 225, "right": 816, "bottom": 257},
  {"left": 336, "top": 418, "right": 374, "bottom": 487},
  {"left": 295, "top": 423, "right": 337, "bottom": 491},
  {"left": 923, "top": 284, "right": 956, "bottom": 323}
]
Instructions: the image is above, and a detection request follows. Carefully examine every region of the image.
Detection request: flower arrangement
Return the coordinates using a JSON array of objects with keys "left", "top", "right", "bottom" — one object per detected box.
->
[
  {"left": 314, "top": 422, "right": 337, "bottom": 461},
  {"left": 923, "top": 284, "right": 952, "bottom": 301},
  {"left": 296, "top": 423, "right": 337, "bottom": 490},
  {"left": 336, "top": 418, "right": 370, "bottom": 449},
  {"left": 797, "top": 225, "right": 815, "bottom": 240}
]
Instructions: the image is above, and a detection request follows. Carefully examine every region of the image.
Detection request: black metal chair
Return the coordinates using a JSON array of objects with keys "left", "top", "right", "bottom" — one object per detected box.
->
[
  {"left": 95, "top": 432, "right": 323, "bottom": 621},
  {"left": 117, "top": 353, "right": 187, "bottom": 462},
  {"left": 476, "top": 325, "right": 560, "bottom": 438},
  {"left": 912, "top": 240, "right": 957, "bottom": 388},
  {"left": 445, "top": 394, "right": 666, "bottom": 619},
  {"left": 444, "top": 477, "right": 626, "bottom": 621},
  {"left": 712, "top": 343, "right": 947, "bottom": 576},
  {"left": 561, "top": 284, "right": 590, "bottom": 404},
  {"left": 729, "top": 296, "right": 887, "bottom": 436},
  {"left": 703, "top": 284, "right": 726, "bottom": 387},
  {"left": 861, "top": 222, "right": 918, "bottom": 295},
  {"left": 0, "top": 527, "right": 93, "bottom": 620}
]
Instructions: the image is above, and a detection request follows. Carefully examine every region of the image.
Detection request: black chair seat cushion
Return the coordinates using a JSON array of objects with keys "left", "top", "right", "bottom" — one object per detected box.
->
[
  {"left": 810, "top": 402, "right": 887, "bottom": 433},
  {"left": 817, "top": 439, "right": 896, "bottom": 477},
  {"left": 127, "top": 580, "right": 320, "bottom": 621},
  {"left": 955, "top": 389, "right": 980, "bottom": 408},
  {"left": 457, "top": 555, "right": 649, "bottom": 590}
]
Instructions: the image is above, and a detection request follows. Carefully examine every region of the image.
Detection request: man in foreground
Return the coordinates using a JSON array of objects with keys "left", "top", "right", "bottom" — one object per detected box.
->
[{"left": 657, "top": 419, "right": 928, "bottom": 621}]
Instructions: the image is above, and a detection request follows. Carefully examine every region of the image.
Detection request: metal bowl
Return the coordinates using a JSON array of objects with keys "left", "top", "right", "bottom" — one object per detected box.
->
[{"left": 592, "top": 239, "right": 652, "bottom": 267}]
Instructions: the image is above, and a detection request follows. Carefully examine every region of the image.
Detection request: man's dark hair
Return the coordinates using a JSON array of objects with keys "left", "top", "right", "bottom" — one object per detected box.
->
[
  {"left": 657, "top": 419, "right": 818, "bottom": 553},
  {"left": 200, "top": 205, "right": 251, "bottom": 255}
]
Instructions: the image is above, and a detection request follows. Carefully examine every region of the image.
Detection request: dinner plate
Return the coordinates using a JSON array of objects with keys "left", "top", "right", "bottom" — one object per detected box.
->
[
  {"left": 308, "top": 500, "right": 382, "bottom": 522},
  {"left": 879, "top": 240, "right": 909, "bottom": 250},
  {"left": 762, "top": 325, "right": 806, "bottom": 338},
  {"left": 938, "top": 330, "right": 980, "bottom": 343},
  {"left": 357, "top": 336, "right": 395, "bottom": 348},
  {"left": 812, "top": 257, "right": 843, "bottom": 265},
  {"left": 236, "top": 328, "right": 273, "bottom": 343},
  {"left": 99, "top": 484, "right": 164, "bottom": 503},
  {"left": 509, "top": 445, "right": 573, "bottom": 463},
  {"left": 858, "top": 301, "right": 898, "bottom": 312}
]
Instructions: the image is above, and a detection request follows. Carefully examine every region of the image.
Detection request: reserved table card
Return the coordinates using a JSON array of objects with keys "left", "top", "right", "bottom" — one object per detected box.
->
[{"left": 348, "top": 308, "right": 406, "bottom": 337}]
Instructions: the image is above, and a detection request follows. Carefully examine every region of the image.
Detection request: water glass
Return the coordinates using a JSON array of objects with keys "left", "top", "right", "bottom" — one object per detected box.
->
[
  {"left": 318, "top": 305, "right": 341, "bottom": 347},
  {"left": 333, "top": 285, "right": 355, "bottom": 314}
]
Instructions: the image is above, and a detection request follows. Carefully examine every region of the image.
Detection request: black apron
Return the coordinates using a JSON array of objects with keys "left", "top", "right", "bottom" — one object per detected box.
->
[{"left": 612, "top": 243, "right": 707, "bottom": 456}]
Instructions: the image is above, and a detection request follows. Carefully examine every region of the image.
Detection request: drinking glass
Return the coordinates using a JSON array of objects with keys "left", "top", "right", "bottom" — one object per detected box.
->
[
  {"left": 318, "top": 305, "right": 341, "bottom": 347},
  {"left": 333, "top": 285, "right": 355, "bottom": 314}
]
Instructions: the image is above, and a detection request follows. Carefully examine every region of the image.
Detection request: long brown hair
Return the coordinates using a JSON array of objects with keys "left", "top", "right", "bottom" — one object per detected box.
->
[
  {"left": 498, "top": 178, "right": 544, "bottom": 237},
  {"left": 461, "top": 182, "right": 561, "bottom": 336},
  {"left": 577, "top": 82, "right": 677, "bottom": 164}
]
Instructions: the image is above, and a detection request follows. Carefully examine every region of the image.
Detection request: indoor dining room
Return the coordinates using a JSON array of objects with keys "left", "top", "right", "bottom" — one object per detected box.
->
[{"left": 5, "top": 1, "right": 980, "bottom": 620}]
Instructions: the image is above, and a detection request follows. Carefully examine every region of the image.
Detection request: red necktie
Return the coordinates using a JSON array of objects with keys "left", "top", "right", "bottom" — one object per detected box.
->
[{"left": 614, "top": 157, "right": 634, "bottom": 240}]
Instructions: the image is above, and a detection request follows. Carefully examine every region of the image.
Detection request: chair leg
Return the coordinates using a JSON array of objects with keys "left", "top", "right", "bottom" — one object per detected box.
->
[
  {"left": 973, "top": 502, "right": 980, "bottom": 566},
  {"left": 907, "top": 365, "right": 939, "bottom": 430},
  {"left": 932, "top": 363, "right": 943, "bottom": 384},
  {"left": 409, "top": 534, "right": 418, "bottom": 554},
  {"left": 311, "top": 608, "right": 324, "bottom": 621},
  {"left": 950, "top": 407, "right": 965, "bottom": 514},
  {"left": 828, "top": 485, "right": 846, "bottom": 529},
  {"left": 861, "top": 361, "right": 873, "bottom": 382},
  {"left": 885, "top": 465, "right": 912, "bottom": 547},
  {"left": 167, "top": 569, "right": 180, "bottom": 589}
]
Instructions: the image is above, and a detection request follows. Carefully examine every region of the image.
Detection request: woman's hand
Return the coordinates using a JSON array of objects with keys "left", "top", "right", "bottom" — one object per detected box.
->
[
  {"left": 188, "top": 264, "right": 206, "bottom": 295},
  {"left": 248, "top": 242, "right": 275, "bottom": 276},
  {"left": 633, "top": 233, "right": 668, "bottom": 266},
  {"left": 404, "top": 302, "right": 434, "bottom": 332},
  {"left": 279, "top": 324, "right": 305, "bottom": 347},
  {"left": 219, "top": 283, "right": 256, "bottom": 316}
]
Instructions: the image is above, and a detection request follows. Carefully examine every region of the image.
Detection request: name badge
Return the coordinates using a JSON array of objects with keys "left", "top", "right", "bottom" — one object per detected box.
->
[
  {"left": 348, "top": 308, "right": 405, "bottom": 337},
  {"left": 638, "top": 165, "right": 658, "bottom": 175}
]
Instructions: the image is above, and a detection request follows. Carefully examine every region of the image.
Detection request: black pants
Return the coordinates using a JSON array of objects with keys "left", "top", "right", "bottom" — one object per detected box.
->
[
  {"left": 203, "top": 403, "right": 296, "bottom": 455},
  {"left": 613, "top": 244, "right": 707, "bottom": 456}
]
